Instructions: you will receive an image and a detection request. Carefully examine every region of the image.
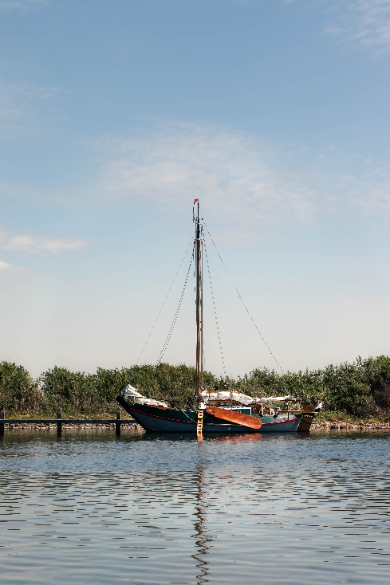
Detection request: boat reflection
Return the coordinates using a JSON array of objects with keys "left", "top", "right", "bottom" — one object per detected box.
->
[
  {"left": 192, "top": 466, "right": 212, "bottom": 584},
  {"left": 206, "top": 432, "right": 263, "bottom": 443}
]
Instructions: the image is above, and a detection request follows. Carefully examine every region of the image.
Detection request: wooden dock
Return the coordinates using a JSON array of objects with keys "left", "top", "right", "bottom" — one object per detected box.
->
[{"left": 0, "top": 408, "right": 136, "bottom": 435}]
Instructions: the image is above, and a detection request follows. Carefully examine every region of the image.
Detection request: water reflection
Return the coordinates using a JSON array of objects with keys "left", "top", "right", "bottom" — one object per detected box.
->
[{"left": 0, "top": 430, "right": 390, "bottom": 584}]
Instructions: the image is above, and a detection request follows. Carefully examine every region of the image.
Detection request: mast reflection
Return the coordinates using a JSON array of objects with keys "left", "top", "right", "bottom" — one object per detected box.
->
[{"left": 192, "top": 466, "right": 212, "bottom": 584}]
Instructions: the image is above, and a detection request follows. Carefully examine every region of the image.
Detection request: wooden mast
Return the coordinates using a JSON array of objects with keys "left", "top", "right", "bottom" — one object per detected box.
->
[
  {"left": 195, "top": 199, "right": 202, "bottom": 401},
  {"left": 200, "top": 221, "right": 204, "bottom": 393},
  {"left": 194, "top": 199, "right": 204, "bottom": 437}
]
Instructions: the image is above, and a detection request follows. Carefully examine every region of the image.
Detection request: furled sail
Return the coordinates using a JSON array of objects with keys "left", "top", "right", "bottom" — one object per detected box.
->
[
  {"left": 201, "top": 391, "right": 295, "bottom": 405},
  {"left": 122, "top": 384, "right": 295, "bottom": 408},
  {"left": 122, "top": 384, "right": 168, "bottom": 408},
  {"left": 253, "top": 395, "right": 295, "bottom": 404}
]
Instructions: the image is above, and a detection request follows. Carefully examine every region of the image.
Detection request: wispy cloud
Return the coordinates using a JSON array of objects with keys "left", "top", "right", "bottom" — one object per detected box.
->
[
  {"left": 0, "top": 227, "right": 89, "bottom": 254},
  {"left": 91, "top": 121, "right": 390, "bottom": 238},
  {"left": 0, "top": 260, "right": 12, "bottom": 270},
  {"left": 2, "top": 120, "right": 389, "bottom": 239},
  {"left": 0, "top": 0, "right": 49, "bottom": 11},
  {"left": 361, "top": 176, "right": 390, "bottom": 214},
  {"left": 284, "top": 0, "right": 390, "bottom": 53},
  {"left": 96, "top": 122, "right": 320, "bottom": 232},
  {"left": 324, "top": 0, "right": 390, "bottom": 52},
  {"left": 0, "top": 78, "right": 58, "bottom": 139}
]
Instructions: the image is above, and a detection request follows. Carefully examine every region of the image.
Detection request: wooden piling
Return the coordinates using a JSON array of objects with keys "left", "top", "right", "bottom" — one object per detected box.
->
[
  {"left": 57, "top": 408, "right": 62, "bottom": 434},
  {"left": 116, "top": 408, "right": 121, "bottom": 436},
  {"left": 0, "top": 408, "right": 4, "bottom": 436}
]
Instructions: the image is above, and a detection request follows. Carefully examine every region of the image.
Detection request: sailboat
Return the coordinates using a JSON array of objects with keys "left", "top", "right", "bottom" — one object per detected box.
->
[{"left": 118, "top": 200, "right": 315, "bottom": 434}]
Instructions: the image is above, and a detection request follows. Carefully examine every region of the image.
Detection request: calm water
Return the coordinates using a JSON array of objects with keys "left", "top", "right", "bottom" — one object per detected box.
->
[{"left": 1, "top": 430, "right": 390, "bottom": 585}]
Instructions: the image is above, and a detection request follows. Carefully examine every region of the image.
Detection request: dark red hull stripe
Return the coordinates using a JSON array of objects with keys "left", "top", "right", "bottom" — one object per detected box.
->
[
  {"left": 263, "top": 417, "right": 299, "bottom": 426},
  {"left": 129, "top": 406, "right": 298, "bottom": 427}
]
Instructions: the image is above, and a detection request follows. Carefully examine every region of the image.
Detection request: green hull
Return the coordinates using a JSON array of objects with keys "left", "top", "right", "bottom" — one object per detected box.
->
[{"left": 117, "top": 396, "right": 302, "bottom": 433}]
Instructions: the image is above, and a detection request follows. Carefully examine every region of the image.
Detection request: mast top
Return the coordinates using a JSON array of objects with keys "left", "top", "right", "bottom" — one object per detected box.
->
[{"left": 193, "top": 199, "right": 200, "bottom": 240}]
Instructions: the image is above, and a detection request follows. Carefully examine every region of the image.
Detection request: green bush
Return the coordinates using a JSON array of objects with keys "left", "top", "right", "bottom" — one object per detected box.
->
[
  {"left": 236, "top": 355, "right": 390, "bottom": 417},
  {"left": 2, "top": 355, "right": 390, "bottom": 417},
  {"left": 40, "top": 363, "right": 222, "bottom": 414},
  {"left": 0, "top": 362, "right": 44, "bottom": 413},
  {"left": 41, "top": 366, "right": 99, "bottom": 414}
]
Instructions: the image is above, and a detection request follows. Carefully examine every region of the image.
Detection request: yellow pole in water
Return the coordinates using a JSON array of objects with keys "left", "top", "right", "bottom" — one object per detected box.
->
[{"left": 197, "top": 410, "right": 204, "bottom": 440}]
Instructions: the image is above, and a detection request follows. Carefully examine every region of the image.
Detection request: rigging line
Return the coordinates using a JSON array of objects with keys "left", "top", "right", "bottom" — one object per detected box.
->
[
  {"left": 156, "top": 246, "right": 194, "bottom": 367},
  {"left": 155, "top": 244, "right": 195, "bottom": 367},
  {"left": 136, "top": 239, "right": 193, "bottom": 365},
  {"left": 202, "top": 219, "right": 284, "bottom": 375},
  {"left": 203, "top": 237, "right": 227, "bottom": 380}
]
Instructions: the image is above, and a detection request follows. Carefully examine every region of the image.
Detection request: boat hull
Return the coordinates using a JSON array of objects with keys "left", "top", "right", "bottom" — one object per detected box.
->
[{"left": 117, "top": 396, "right": 302, "bottom": 433}]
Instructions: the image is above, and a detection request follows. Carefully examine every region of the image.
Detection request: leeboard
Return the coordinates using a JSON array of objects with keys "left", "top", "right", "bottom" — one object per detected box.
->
[{"left": 206, "top": 406, "right": 262, "bottom": 429}]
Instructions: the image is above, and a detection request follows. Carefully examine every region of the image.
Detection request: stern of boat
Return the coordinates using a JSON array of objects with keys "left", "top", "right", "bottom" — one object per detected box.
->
[{"left": 297, "top": 410, "right": 317, "bottom": 432}]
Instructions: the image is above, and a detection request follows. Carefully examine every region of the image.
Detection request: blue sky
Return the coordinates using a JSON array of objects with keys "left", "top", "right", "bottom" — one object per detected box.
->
[{"left": 1, "top": 0, "right": 390, "bottom": 378}]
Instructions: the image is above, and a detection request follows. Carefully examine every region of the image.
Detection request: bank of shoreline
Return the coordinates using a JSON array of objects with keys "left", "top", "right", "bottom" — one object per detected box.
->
[
  {"left": 0, "top": 421, "right": 144, "bottom": 431},
  {"left": 312, "top": 420, "right": 390, "bottom": 431},
  {"left": 1, "top": 420, "right": 390, "bottom": 431}
]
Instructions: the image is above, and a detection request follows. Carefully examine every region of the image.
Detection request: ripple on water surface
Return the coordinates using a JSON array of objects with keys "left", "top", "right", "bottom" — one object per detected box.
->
[{"left": 0, "top": 430, "right": 390, "bottom": 584}]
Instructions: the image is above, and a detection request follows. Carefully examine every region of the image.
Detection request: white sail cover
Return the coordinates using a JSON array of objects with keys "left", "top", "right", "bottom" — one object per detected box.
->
[
  {"left": 122, "top": 384, "right": 168, "bottom": 408},
  {"left": 201, "top": 391, "right": 295, "bottom": 405},
  {"left": 201, "top": 391, "right": 253, "bottom": 405},
  {"left": 122, "top": 384, "right": 294, "bottom": 408}
]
